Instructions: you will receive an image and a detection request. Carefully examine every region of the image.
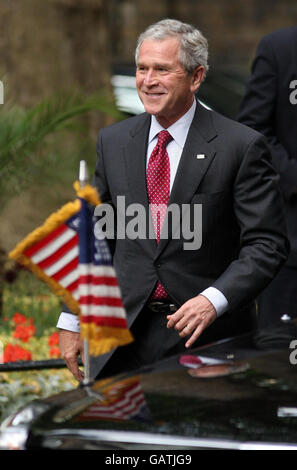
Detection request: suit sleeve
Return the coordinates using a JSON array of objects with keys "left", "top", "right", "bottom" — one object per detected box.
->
[
  {"left": 238, "top": 36, "right": 297, "bottom": 199},
  {"left": 212, "top": 134, "right": 289, "bottom": 311}
]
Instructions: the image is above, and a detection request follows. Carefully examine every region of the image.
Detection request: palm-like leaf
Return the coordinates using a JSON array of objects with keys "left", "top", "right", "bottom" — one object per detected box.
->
[{"left": 0, "top": 91, "right": 122, "bottom": 205}]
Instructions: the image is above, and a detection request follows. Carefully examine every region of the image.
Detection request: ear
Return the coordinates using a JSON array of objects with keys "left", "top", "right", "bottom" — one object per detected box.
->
[{"left": 190, "top": 66, "right": 205, "bottom": 93}]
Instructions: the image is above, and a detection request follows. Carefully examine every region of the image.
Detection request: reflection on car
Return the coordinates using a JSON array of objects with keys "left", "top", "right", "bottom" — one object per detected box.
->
[{"left": 1, "top": 318, "right": 297, "bottom": 450}]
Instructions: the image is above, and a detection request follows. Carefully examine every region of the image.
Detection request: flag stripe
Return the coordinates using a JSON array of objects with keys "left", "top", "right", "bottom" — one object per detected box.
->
[
  {"left": 79, "top": 285, "right": 122, "bottom": 298},
  {"left": 103, "top": 386, "right": 143, "bottom": 413},
  {"left": 82, "top": 383, "right": 142, "bottom": 410},
  {"left": 79, "top": 264, "right": 115, "bottom": 276},
  {"left": 66, "top": 278, "right": 79, "bottom": 293},
  {"left": 58, "top": 267, "right": 79, "bottom": 288},
  {"left": 25, "top": 223, "right": 69, "bottom": 257},
  {"left": 84, "top": 385, "right": 142, "bottom": 408},
  {"left": 82, "top": 396, "right": 145, "bottom": 419},
  {"left": 52, "top": 257, "right": 78, "bottom": 282},
  {"left": 78, "top": 402, "right": 146, "bottom": 420},
  {"left": 110, "top": 395, "right": 145, "bottom": 419},
  {"left": 78, "top": 384, "right": 145, "bottom": 420},
  {"left": 37, "top": 235, "right": 78, "bottom": 270},
  {"left": 43, "top": 246, "right": 78, "bottom": 277},
  {"left": 79, "top": 295, "right": 123, "bottom": 307},
  {"left": 80, "top": 305, "right": 127, "bottom": 317},
  {"left": 79, "top": 275, "right": 118, "bottom": 286},
  {"left": 30, "top": 228, "right": 76, "bottom": 264}
]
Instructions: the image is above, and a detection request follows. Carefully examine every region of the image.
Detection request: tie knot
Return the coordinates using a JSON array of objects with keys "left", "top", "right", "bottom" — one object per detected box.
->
[{"left": 157, "top": 130, "right": 172, "bottom": 149}]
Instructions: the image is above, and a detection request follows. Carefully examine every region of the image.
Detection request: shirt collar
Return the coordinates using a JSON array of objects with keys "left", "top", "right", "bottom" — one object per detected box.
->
[{"left": 148, "top": 99, "right": 196, "bottom": 148}]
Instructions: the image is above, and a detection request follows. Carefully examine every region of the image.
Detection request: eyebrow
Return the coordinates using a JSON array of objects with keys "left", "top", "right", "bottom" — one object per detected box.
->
[{"left": 137, "top": 61, "right": 172, "bottom": 68}]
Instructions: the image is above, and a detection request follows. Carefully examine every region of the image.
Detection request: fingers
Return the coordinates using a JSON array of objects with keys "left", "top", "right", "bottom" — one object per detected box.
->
[
  {"left": 167, "top": 295, "right": 217, "bottom": 348},
  {"left": 64, "top": 354, "right": 85, "bottom": 382},
  {"left": 166, "top": 309, "right": 184, "bottom": 329},
  {"left": 166, "top": 300, "right": 197, "bottom": 333},
  {"left": 185, "top": 322, "right": 206, "bottom": 348},
  {"left": 59, "top": 329, "right": 85, "bottom": 382}
]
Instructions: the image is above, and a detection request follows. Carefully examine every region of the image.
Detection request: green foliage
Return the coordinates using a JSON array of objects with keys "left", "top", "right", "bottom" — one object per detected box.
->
[
  {"left": 0, "top": 90, "right": 123, "bottom": 210},
  {"left": 2, "top": 270, "right": 62, "bottom": 336}
]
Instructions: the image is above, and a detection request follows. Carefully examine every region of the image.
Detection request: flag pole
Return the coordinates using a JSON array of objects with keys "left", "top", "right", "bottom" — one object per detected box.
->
[{"left": 79, "top": 160, "right": 91, "bottom": 386}]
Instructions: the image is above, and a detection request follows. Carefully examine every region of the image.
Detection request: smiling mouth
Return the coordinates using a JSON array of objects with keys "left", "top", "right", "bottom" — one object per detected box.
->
[{"left": 143, "top": 92, "right": 165, "bottom": 97}]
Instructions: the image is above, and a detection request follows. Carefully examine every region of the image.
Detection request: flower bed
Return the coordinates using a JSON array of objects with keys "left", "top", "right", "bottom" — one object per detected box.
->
[
  {"left": 0, "top": 270, "right": 77, "bottom": 424},
  {"left": 1, "top": 312, "right": 62, "bottom": 362}
]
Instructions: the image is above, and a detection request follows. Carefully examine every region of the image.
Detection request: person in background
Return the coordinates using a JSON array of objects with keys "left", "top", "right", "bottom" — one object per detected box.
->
[{"left": 238, "top": 26, "right": 297, "bottom": 328}]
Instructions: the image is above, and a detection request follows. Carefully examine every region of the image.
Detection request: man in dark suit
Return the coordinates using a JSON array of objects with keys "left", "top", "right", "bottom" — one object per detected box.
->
[
  {"left": 58, "top": 19, "right": 288, "bottom": 381},
  {"left": 238, "top": 26, "right": 297, "bottom": 328}
]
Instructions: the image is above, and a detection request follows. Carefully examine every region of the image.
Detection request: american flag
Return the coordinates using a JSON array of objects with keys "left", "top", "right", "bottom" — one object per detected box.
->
[
  {"left": 9, "top": 198, "right": 82, "bottom": 314},
  {"left": 23, "top": 212, "right": 81, "bottom": 305},
  {"left": 75, "top": 377, "right": 151, "bottom": 423},
  {"left": 9, "top": 183, "right": 133, "bottom": 356},
  {"left": 78, "top": 196, "right": 133, "bottom": 354}
]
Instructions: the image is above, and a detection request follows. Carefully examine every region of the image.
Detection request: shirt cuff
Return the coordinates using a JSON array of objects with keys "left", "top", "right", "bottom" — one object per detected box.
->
[
  {"left": 200, "top": 287, "right": 229, "bottom": 317},
  {"left": 56, "top": 312, "right": 81, "bottom": 333}
]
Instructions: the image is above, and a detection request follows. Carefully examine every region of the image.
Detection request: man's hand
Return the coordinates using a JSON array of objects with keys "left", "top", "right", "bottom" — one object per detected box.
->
[
  {"left": 59, "top": 329, "right": 85, "bottom": 382},
  {"left": 166, "top": 295, "right": 217, "bottom": 348}
]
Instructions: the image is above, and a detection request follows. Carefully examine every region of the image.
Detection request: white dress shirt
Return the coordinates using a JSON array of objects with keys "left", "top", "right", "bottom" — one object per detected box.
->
[{"left": 57, "top": 100, "right": 228, "bottom": 332}]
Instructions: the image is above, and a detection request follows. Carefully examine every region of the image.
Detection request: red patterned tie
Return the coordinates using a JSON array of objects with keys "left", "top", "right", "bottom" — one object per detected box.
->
[{"left": 147, "top": 130, "right": 172, "bottom": 299}]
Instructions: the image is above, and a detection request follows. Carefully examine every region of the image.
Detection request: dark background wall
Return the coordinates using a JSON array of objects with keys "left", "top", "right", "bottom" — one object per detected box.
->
[
  {"left": 111, "top": 0, "right": 297, "bottom": 69},
  {"left": 1, "top": 0, "right": 296, "bottom": 107}
]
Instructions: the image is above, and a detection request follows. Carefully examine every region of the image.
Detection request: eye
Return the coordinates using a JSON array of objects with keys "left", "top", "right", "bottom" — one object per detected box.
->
[{"left": 137, "top": 65, "right": 146, "bottom": 72}]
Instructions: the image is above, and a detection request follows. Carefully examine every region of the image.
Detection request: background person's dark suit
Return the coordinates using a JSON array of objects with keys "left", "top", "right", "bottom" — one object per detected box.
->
[
  {"left": 238, "top": 26, "right": 297, "bottom": 327},
  {"left": 90, "top": 100, "right": 288, "bottom": 378}
]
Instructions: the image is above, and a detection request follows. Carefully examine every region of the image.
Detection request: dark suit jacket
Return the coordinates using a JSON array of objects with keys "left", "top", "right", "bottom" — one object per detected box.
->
[
  {"left": 238, "top": 26, "right": 297, "bottom": 267},
  {"left": 87, "top": 100, "right": 289, "bottom": 376},
  {"left": 94, "top": 101, "right": 288, "bottom": 319}
]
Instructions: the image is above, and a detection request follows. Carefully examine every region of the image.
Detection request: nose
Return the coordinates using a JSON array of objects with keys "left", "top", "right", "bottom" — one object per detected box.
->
[{"left": 143, "top": 69, "right": 158, "bottom": 87}]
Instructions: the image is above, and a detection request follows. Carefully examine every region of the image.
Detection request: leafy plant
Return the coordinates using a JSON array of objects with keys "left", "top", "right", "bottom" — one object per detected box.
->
[{"left": 0, "top": 90, "right": 122, "bottom": 208}]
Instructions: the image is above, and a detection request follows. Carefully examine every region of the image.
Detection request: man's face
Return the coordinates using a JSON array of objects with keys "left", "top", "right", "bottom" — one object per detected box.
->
[{"left": 136, "top": 37, "right": 204, "bottom": 128}]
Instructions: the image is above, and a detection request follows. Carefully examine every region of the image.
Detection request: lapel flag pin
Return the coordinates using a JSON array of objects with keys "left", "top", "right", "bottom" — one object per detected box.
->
[{"left": 196, "top": 154, "right": 206, "bottom": 159}]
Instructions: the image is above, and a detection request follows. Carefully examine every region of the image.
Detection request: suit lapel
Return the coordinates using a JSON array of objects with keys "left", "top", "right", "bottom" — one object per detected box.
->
[
  {"left": 123, "top": 113, "right": 150, "bottom": 208},
  {"left": 156, "top": 102, "right": 218, "bottom": 257}
]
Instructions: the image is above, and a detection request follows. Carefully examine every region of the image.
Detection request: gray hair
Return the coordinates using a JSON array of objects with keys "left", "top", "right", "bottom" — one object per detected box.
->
[{"left": 135, "top": 18, "right": 209, "bottom": 75}]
